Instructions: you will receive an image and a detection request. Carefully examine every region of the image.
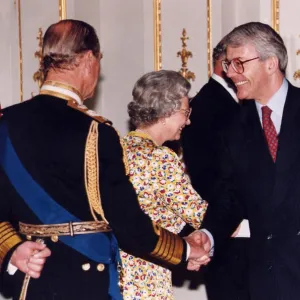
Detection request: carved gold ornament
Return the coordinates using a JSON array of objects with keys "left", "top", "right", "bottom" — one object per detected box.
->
[
  {"left": 177, "top": 29, "right": 195, "bottom": 81},
  {"left": 33, "top": 28, "right": 44, "bottom": 90},
  {"left": 294, "top": 47, "right": 300, "bottom": 81}
]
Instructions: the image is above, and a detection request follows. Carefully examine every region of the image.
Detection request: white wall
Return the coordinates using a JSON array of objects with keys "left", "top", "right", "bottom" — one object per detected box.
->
[{"left": 0, "top": 1, "right": 18, "bottom": 109}]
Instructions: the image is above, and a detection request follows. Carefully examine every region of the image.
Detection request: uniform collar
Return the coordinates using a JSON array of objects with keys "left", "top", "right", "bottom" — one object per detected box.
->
[{"left": 40, "top": 80, "right": 83, "bottom": 104}]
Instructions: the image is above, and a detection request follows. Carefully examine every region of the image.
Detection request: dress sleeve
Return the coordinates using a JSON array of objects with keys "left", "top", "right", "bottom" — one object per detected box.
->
[{"left": 155, "top": 147, "right": 208, "bottom": 230}]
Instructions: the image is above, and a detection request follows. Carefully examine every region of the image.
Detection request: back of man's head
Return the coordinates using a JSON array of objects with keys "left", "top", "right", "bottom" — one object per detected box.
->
[
  {"left": 42, "top": 19, "right": 100, "bottom": 78},
  {"left": 212, "top": 40, "right": 226, "bottom": 67},
  {"left": 212, "top": 39, "right": 227, "bottom": 76}
]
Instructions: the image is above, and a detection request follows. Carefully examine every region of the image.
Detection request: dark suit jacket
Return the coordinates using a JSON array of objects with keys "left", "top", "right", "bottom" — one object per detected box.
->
[
  {"left": 0, "top": 95, "right": 185, "bottom": 300},
  {"left": 182, "top": 78, "right": 250, "bottom": 300},
  {"left": 182, "top": 77, "right": 240, "bottom": 199},
  {"left": 203, "top": 82, "right": 300, "bottom": 300}
]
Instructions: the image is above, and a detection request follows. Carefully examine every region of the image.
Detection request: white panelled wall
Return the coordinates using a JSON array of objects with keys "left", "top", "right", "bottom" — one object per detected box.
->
[{"left": 1, "top": 1, "right": 300, "bottom": 299}]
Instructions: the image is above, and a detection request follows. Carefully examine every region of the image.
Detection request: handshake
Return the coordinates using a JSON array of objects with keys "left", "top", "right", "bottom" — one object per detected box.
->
[{"left": 184, "top": 230, "right": 211, "bottom": 271}]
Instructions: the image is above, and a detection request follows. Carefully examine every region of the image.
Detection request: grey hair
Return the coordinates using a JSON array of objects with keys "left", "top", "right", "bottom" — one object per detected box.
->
[
  {"left": 128, "top": 70, "right": 191, "bottom": 128},
  {"left": 42, "top": 19, "right": 100, "bottom": 78},
  {"left": 224, "top": 22, "right": 288, "bottom": 74},
  {"left": 212, "top": 39, "right": 226, "bottom": 66}
]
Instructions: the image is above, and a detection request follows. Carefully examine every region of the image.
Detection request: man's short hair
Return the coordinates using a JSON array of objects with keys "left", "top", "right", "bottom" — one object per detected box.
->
[
  {"left": 42, "top": 19, "right": 100, "bottom": 77},
  {"left": 223, "top": 22, "right": 288, "bottom": 74},
  {"left": 212, "top": 40, "right": 226, "bottom": 66}
]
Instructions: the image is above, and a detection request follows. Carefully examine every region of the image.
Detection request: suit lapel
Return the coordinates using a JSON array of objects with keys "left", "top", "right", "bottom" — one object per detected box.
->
[
  {"left": 276, "top": 84, "right": 300, "bottom": 172},
  {"left": 271, "top": 84, "right": 300, "bottom": 207}
]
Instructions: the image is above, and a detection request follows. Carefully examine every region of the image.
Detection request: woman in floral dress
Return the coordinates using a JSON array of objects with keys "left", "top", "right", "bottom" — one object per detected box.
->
[{"left": 120, "top": 70, "right": 208, "bottom": 299}]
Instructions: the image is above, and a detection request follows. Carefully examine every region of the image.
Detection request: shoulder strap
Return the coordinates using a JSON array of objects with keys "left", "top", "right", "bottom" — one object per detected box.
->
[{"left": 67, "top": 100, "right": 112, "bottom": 125}]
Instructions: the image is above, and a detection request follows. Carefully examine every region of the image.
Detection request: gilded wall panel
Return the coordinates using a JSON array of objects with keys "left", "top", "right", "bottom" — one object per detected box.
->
[
  {"left": 17, "top": 0, "right": 65, "bottom": 102},
  {"left": 276, "top": 0, "right": 300, "bottom": 87},
  {"left": 153, "top": 0, "right": 221, "bottom": 96}
]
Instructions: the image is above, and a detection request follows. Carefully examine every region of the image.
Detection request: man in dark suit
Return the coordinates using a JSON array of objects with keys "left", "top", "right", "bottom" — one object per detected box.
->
[
  {"left": 197, "top": 22, "right": 300, "bottom": 300},
  {"left": 182, "top": 40, "right": 249, "bottom": 300},
  {"left": 0, "top": 19, "right": 206, "bottom": 300}
]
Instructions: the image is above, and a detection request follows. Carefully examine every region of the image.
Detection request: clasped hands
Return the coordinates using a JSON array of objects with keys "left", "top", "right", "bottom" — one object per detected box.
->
[{"left": 184, "top": 231, "right": 211, "bottom": 271}]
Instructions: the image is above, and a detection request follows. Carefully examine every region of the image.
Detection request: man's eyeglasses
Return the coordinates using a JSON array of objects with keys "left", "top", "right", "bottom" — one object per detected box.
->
[
  {"left": 178, "top": 108, "right": 192, "bottom": 119},
  {"left": 222, "top": 57, "right": 259, "bottom": 74}
]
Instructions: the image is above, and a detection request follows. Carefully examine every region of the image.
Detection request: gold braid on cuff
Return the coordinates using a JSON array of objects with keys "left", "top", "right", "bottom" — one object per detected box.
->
[
  {"left": 150, "top": 225, "right": 184, "bottom": 265},
  {"left": 0, "top": 222, "right": 22, "bottom": 272}
]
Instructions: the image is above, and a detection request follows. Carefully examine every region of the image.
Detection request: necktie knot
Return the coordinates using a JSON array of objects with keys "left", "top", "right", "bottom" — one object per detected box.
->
[{"left": 262, "top": 106, "right": 272, "bottom": 118}]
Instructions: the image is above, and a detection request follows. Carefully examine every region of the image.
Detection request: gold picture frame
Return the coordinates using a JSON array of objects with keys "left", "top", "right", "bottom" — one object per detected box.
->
[
  {"left": 272, "top": 0, "right": 280, "bottom": 33},
  {"left": 59, "top": 0, "right": 67, "bottom": 21}
]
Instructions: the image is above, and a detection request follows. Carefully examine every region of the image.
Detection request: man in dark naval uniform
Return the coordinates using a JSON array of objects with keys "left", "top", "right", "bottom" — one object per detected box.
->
[{"left": 0, "top": 20, "right": 207, "bottom": 300}]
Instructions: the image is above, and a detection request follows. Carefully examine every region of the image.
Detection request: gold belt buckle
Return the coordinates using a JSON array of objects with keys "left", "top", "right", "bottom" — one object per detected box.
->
[{"left": 69, "top": 221, "right": 74, "bottom": 236}]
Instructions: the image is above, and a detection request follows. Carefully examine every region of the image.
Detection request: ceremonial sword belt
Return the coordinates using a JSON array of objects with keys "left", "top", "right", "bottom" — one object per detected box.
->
[{"left": 19, "top": 220, "right": 111, "bottom": 239}]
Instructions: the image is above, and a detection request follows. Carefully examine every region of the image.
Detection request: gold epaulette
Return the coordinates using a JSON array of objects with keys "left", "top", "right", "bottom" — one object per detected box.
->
[
  {"left": 67, "top": 100, "right": 112, "bottom": 125},
  {"left": 0, "top": 222, "right": 22, "bottom": 271},
  {"left": 150, "top": 223, "right": 184, "bottom": 265}
]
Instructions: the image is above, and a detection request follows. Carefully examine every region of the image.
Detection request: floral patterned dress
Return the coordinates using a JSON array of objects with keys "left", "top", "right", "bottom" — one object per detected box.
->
[{"left": 120, "top": 131, "right": 208, "bottom": 300}]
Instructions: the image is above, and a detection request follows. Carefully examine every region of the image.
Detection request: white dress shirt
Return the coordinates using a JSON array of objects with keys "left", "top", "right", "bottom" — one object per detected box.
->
[
  {"left": 211, "top": 73, "right": 239, "bottom": 103},
  {"left": 255, "top": 78, "right": 288, "bottom": 134}
]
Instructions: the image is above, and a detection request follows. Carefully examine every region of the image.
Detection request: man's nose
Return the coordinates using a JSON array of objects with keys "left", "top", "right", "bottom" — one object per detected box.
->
[{"left": 226, "top": 63, "right": 235, "bottom": 78}]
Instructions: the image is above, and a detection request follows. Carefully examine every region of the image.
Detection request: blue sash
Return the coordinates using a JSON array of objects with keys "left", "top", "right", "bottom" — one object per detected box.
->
[{"left": 0, "top": 122, "right": 122, "bottom": 300}]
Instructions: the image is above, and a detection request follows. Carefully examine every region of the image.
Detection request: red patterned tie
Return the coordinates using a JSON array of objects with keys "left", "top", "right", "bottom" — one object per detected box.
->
[{"left": 262, "top": 106, "right": 278, "bottom": 162}]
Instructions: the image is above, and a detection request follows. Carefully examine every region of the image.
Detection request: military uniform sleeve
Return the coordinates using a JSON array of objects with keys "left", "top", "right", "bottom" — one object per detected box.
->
[
  {"left": 0, "top": 168, "right": 23, "bottom": 273},
  {"left": 99, "top": 125, "right": 186, "bottom": 265}
]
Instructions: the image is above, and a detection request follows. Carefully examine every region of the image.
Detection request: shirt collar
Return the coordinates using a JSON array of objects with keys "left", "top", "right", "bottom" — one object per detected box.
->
[
  {"left": 255, "top": 78, "right": 288, "bottom": 118},
  {"left": 211, "top": 73, "right": 239, "bottom": 102}
]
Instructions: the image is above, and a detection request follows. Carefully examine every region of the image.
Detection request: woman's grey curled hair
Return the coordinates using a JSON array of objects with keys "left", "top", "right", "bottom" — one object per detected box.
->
[{"left": 128, "top": 70, "right": 191, "bottom": 128}]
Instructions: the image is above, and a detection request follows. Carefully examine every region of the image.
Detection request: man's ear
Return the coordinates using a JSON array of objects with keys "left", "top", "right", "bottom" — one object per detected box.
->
[
  {"left": 78, "top": 51, "right": 93, "bottom": 74},
  {"left": 266, "top": 56, "right": 279, "bottom": 75},
  {"left": 86, "top": 50, "right": 94, "bottom": 61}
]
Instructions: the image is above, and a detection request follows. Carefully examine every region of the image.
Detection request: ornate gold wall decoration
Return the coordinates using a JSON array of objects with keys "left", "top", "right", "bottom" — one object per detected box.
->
[
  {"left": 33, "top": 28, "right": 44, "bottom": 89},
  {"left": 294, "top": 48, "right": 300, "bottom": 80},
  {"left": 18, "top": 1, "right": 67, "bottom": 102},
  {"left": 17, "top": 0, "right": 23, "bottom": 102},
  {"left": 153, "top": 0, "right": 212, "bottom": 78},
  {"left": 177, "top": 29, "right": 195, "bottom": 81},
  {"left": 153, "top": 0, "right": 162, "bottom": 71},
  {"left": 207, "top": 0, "right": 212, "bottom": 78},
  {"left": 59, "top": 0, "right": 67, "bottom": 20},
  {"left": 272, "top": 0, "right": 280, "bottom": 33}
]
